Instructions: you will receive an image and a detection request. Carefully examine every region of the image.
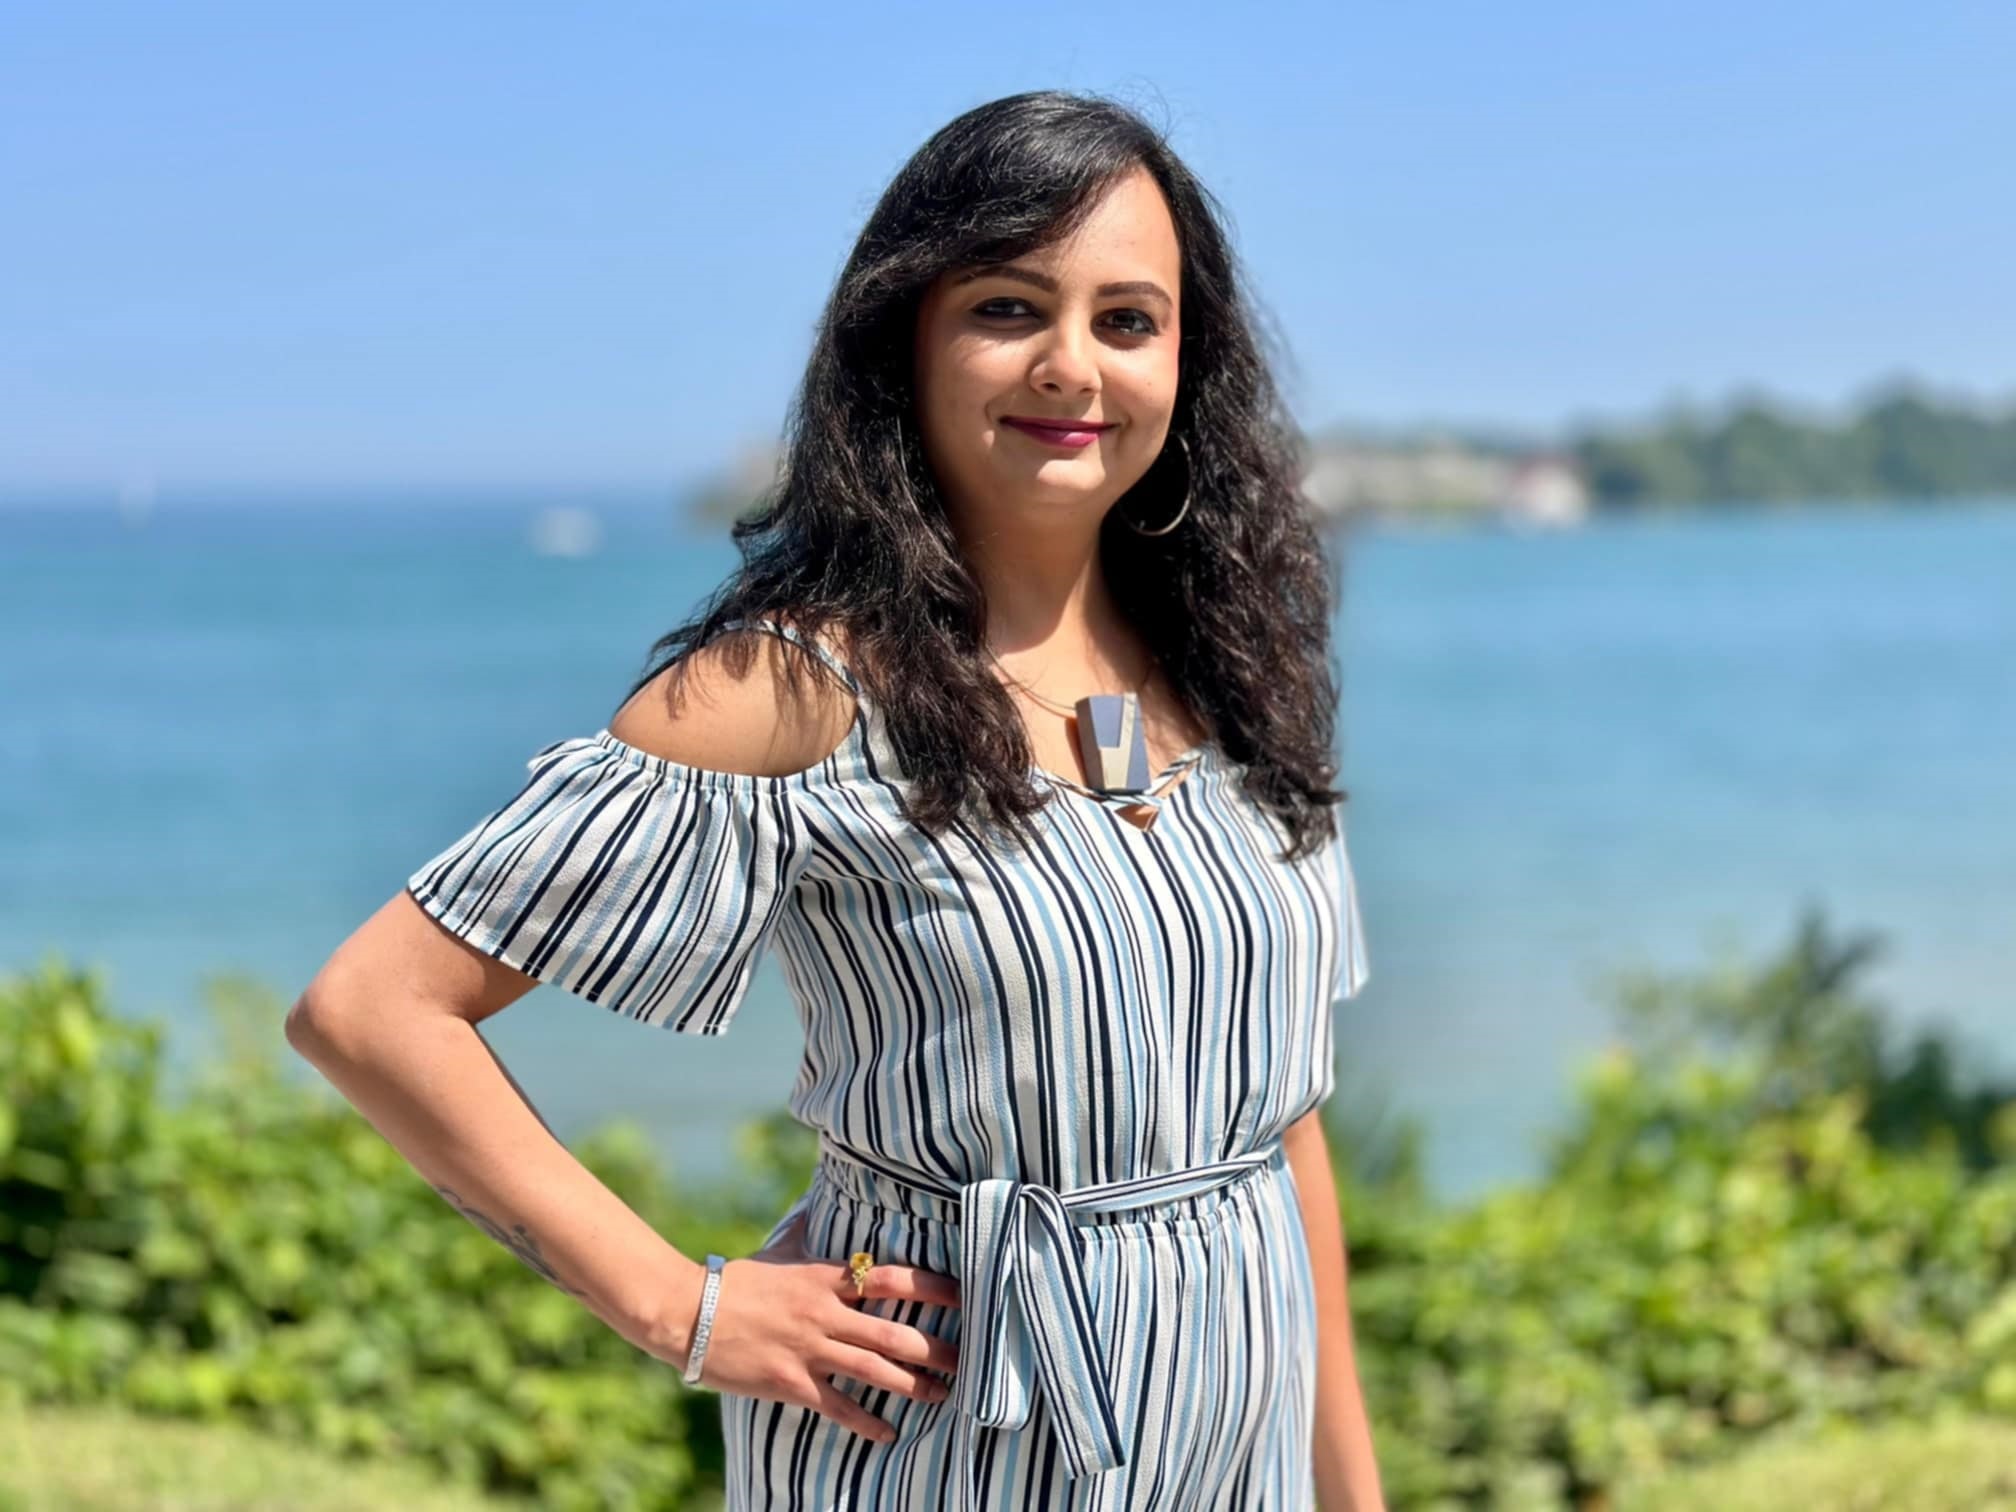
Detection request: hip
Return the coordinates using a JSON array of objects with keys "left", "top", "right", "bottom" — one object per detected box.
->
[
  {"left": 731, "top": 1142, "right": 1322, "bottom": 1505},
  {"left": 773, "top": 1140, "right": 1319, "bottom": 1333}
]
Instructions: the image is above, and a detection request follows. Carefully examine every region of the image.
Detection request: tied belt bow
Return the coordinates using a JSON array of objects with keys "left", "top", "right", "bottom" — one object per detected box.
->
[{"left": 816, "top": 1141, "right": 1283, "bottom": 1484}]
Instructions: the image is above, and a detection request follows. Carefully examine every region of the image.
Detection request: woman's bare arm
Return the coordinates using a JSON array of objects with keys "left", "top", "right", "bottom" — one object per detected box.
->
[
  {"left": 291, "top": 627, "right": 963, "bottom": 1439},
  {"left": 285, "top": 626, "right": 866, "bottom": 1366},
  {"left": 285, "top": 913, "right": 709, "bottom": 1356},
  {"left": 1283, "top": 1106, "right": 1388, "bottom": 1512}
]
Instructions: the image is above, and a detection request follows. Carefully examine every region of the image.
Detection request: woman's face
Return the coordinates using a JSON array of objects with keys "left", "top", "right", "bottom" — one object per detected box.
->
[{"left": 911, "top": 165, "right": 1183, "bottom": 532}]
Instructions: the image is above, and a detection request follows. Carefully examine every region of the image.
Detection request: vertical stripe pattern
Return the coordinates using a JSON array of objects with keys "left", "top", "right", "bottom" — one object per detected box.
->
[{"left": 404, "top": 618, "right": 1372, "bottom": 1508}]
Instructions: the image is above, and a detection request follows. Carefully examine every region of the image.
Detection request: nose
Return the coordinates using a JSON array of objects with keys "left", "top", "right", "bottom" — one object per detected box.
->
[{"left": 1028, "top": 322, "right": 1100, "bottom": 398}]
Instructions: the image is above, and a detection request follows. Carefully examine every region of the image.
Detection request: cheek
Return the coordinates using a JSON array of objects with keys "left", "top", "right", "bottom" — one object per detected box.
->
[
  {"left": 915, "top": 347, "right": 995, "bottom": 468},
  {"left": 939, "top": 335, "right": 1020, "bottom": 398},
  {"left": 922, "top": 343, "right": 1019, "bottom": 439},
  {"left": 1108, "top": 333, "right": 1178, "bottom": 397},
  {"left": 1116, "top": 362, "right": 1179, "bottom": 435}
]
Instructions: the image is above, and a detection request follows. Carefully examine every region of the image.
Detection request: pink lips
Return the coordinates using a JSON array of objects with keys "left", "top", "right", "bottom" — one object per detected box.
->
[{"left": 1001, "top": 416, "right": 1113, "bottom": 450}]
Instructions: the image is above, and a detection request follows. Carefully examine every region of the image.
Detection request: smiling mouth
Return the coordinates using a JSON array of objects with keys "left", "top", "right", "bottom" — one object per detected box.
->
[{"left": 1000, "top": 417, "right": 1113, "bottom": 448}]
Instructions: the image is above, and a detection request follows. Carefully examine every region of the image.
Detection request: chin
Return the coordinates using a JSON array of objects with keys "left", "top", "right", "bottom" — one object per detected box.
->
[{"left": 999, "top": 462, "right": 1112, "bottom": 497}]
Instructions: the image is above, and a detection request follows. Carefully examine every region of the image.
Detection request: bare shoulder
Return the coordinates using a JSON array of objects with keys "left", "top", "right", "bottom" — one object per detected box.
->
[{"left": 608, "top": 619, "right": 859, "bottom": 778}]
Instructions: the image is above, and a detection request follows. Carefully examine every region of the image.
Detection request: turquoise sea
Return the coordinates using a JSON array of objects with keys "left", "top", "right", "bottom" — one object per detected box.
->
[{"left": 4, "top": 497, "right": 2011, "bottom": 1201}]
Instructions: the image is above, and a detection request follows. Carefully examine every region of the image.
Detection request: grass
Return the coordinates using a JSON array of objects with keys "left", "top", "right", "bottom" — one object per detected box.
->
[
  {"left": 0, "top": 1404, "right": 519, "bottom": 1512},
  {"left": 3, "top": 1400, "right": 2012, "bottom": 1510},
  {"left": 1616, "top": 1414, "right": 2016, "bottom": 1512}
]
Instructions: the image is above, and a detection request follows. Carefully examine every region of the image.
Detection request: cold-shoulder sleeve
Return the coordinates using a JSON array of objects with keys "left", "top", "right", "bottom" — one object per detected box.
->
[
  {"left": 404, "top": 734, "right": 813, "bottom": 1035},
  {"left": 1305, "top": 824, "right": 1372, "bottom": 1114},
  {"left": 1337, "top": 830, "right": 1371, "bottom": 1003}
]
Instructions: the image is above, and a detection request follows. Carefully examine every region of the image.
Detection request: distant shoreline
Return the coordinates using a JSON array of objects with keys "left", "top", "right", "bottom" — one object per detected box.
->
[
  {"left": 1318, "top": 490, "right": 2015, "bottom": 534},
  {"left": 0, "top": 485, "right": 2010, "bottom": 532}
]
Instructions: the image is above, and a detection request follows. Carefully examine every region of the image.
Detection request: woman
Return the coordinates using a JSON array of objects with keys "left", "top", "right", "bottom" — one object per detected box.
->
[{"left": 290, "top": 89, "right": 1381, "bottom": 1510}]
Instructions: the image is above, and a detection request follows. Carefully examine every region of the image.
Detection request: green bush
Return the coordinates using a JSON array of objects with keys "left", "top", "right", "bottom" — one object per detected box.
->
[
  {"left": 1326, "top": 909, "right": 2016, "bottom": 1509},
  {"left": 2, "top": 905, "right": 2011, "bottom": 1510},
  {"left": 0, "top": 955, "right": 805, "bottom": 1509},
  {"left": 1337, "top": 1057, "right": 2016, "bottom": 1508}
]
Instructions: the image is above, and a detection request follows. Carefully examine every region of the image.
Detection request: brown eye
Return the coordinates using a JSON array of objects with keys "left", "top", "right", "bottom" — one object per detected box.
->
[{"left": 974, "top": 299, "right": 1157, "bottom": 337}]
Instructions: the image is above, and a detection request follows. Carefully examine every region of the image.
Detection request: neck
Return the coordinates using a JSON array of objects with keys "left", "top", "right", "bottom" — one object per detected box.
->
[{"left": 951, "top": 510, "right": 1142, "bottom": 680}]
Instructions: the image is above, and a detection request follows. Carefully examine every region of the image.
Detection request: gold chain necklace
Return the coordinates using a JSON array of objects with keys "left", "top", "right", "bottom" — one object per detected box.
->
[{"left": 985, "top": 646, "right": 1159, "bottom": 717}]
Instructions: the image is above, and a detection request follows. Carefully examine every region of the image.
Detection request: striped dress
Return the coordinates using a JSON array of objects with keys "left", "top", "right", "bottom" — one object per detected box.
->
[{"left": 405, "top": 618, "right": 1372, "bottom": 1510}]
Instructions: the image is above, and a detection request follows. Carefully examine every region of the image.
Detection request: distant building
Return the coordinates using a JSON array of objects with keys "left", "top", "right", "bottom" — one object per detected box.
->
[
  {"left": 527, "top": 505, "right": 604, "bottom": 558},
  {"left": 1300, "top": 434, "right": 1588, "bottom": 528},
  {"left": 1500, "top": 454, "right": 1590, "bottom": 528},
  {"left": 687, "top": 441, "right": 783, "bottom": 527}
]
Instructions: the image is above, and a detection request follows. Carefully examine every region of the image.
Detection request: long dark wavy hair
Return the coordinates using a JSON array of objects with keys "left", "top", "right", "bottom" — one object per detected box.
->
[{"left": 625, "top": 88, "right": 1353, "bottom": 863}]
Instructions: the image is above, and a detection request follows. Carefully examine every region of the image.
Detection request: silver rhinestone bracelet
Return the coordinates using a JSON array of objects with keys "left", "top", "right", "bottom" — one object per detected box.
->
[{"left": 681, "top": 1253, "right": 728, "bottom": 1387}]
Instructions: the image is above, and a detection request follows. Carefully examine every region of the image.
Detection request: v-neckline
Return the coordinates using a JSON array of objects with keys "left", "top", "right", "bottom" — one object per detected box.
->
[{"left": 1032, "top": 742, "right": 1216, "bottom": 833}]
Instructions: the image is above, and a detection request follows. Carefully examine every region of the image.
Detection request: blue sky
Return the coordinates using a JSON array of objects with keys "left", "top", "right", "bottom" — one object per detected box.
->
[{"left": 3, "top": 1, "right": 2010, "bottom": 493}]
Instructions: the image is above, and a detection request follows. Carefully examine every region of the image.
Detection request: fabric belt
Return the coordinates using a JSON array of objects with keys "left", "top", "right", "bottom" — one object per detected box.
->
[{"left": 813, "top": 1135, "right": 1285, "bottom": 1483}]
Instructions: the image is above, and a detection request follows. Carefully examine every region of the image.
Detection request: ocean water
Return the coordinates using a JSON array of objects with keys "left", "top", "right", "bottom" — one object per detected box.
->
[{"left": 4, "top": 496, "right": 2011, "bottom": 1201}]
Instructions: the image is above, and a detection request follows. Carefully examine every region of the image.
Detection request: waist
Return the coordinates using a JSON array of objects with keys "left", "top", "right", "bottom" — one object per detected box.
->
[
  {"left": 812, "top": 1132, "right": 1294, "bottom": 1481},
  {"left": 812, "top": 1133, "right": 1288, "bottom": 1231}
]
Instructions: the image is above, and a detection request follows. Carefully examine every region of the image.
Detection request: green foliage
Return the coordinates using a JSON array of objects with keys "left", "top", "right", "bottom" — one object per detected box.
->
[
  {"left": 1335, "top": 908, "right": 2016, "bottom": 1508},
  {"left": 1593, "top": 904, "right": 2016, "bottom": 1171},
  {"left": 0, "top": 956, "right": 770, "bottom": 1509},
  {"left": 1571, "top": 380, "right": 2016, "bottom": 506},
  {"left": 2, "top": 902, "right": 2011, "bottom": 1510}
]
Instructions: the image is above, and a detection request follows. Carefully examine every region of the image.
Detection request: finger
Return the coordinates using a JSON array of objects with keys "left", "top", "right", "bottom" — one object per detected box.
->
[
  {"left": 826, "top": 1252, "right": 872, "bottom": 1304},
  {"left": 812, "top": 1380, "right": 897, "bottom": 1445},
  {"left": 864, "top": 1261, "right": 963, "bottom": 1311},
  {"left": 830, "top": 1308, "right": 962, "bottom": 1378},
  {"left": 822, "top": 1341, "right": 951, "bottom": 1404}
]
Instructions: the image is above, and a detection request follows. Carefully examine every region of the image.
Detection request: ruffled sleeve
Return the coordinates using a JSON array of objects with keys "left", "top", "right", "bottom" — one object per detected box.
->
[
  {"left": 1305, "top": 825, "right": 1372, "bottom": 1114},
  {"left": 404, "top": 733, "right": 812, "bottom": 1035},
  {"left": 1337, "top": 830, "right": 1371, "bottom": 1003}
]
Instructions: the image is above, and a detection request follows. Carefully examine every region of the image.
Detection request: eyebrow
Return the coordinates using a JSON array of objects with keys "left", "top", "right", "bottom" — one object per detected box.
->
[{"left": 954, "top": 262, "right": 1174, "bottom": 311}]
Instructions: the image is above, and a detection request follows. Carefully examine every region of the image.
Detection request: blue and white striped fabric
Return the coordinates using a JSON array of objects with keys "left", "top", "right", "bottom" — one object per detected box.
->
[{"left": 406, "top": 618, "right": 1371, "bottom": 1509}]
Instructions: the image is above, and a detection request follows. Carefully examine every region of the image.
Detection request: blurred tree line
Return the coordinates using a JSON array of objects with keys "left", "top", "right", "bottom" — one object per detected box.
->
[{"left": 1572, "top": 381, "right": 2016, "bottom": 506}]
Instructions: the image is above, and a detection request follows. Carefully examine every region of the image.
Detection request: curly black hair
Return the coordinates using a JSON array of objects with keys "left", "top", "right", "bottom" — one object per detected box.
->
[{"left": 626, "top": 88, "right": 1354, "bottom": 863}]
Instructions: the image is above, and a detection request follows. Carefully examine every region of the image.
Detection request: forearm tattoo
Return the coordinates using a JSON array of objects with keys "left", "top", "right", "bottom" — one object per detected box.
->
[{"left": 432, "top": 1183, "right": 592, "bottom": 1298}]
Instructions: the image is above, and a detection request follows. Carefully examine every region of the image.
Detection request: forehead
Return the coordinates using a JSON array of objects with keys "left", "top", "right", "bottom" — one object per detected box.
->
[
  {"left": 1030, "top": 168, "right": 1180, "bottom": 278},
  {"left": 933, "top": 167, "right": 1181, "bottom": 300}
]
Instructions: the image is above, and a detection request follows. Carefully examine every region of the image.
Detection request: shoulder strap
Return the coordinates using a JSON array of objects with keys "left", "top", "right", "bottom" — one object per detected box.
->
[{"left": 721, "top": 615, "right": 863, "bottom": 696}]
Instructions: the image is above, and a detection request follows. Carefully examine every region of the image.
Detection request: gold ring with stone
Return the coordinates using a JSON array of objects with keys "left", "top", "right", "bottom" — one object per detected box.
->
[{"left": 848, "top": 1251, "right": 875, "bottom": 1297}]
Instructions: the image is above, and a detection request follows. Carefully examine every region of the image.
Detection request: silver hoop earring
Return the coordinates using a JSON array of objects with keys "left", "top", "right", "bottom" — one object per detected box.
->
[{"left": 1120, "top": 433, "right": 1192, "bottom": 536}]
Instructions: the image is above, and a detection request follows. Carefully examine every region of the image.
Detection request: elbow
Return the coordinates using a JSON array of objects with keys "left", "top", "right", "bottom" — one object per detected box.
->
[
  {"left": 286, "top": 974, "right": 374, "bottom": 1063},
  {"left": 284, "top": 991, "right": 336, "bottom": 1062},
  {"left": 285, "top": 947, "right": 385, "bottom": 1060}
]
